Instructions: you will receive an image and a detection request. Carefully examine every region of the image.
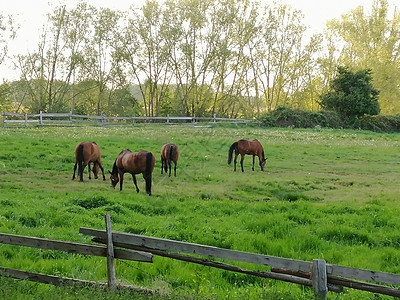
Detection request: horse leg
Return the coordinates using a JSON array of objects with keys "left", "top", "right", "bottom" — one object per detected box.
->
[
  {"left": 174, "top": 161, "right": 177, "bottom": 177},
  {"left": 119, "top": 172, "right": 124, "bottom": 191},
  {"left": 168, "top": 160, "right": 172, "bottom": 177},
  {"left": 252, "top": 155, "right": 255, "bottom": 171},
  {"left": 132, "top": 175, "right": 139, "bottom": 193},
  {"left": 240, "top": 154, "right": 245, "bottom": 172},
  {"left": 80, "top": 162, "right": 87, "bottom": 182},
  {"left": 233, "top": 153, "right": 238, "bottom": 171},
  {"left": 88, "top": 162, "right": 92, "bottom": 180},
  {"left": 72, "top": 162, "right": 77, "bottom": 180},
  {"left": 99, "top": 162, "right": 106, "bottom": 181},
  {"left": 94, "top": 163, "right": 99, "bottom": 179},
  {"left": 161, "top": 159, "right": 164, "bottom": 174}
]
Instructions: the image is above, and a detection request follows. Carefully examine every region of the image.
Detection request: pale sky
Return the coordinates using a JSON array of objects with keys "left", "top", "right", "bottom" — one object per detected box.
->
[{"left": 0, "top": 0, "right": 396, "bottom": 81}]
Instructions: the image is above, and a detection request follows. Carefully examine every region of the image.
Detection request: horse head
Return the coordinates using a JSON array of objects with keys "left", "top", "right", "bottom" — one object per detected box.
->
[
  {"left": 260, "top": 158, "right": 267, "bottom": 171},
  {"left": 93, "top": 163, "right": 99, "bottom": 179},
  {"left": 108, "top": 170, "right": 119, "bottom": 188}
]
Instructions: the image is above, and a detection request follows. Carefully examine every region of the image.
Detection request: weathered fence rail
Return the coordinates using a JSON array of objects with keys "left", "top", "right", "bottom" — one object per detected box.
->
[
  {"left": 0, "top": 215, "right": 153, "bottom": 293},
  {"left": 1, "top": 110, "right": 256, "bottom": 127},
  {"left": 1, "top": 214, "right": 399, "bottom": 299},
  {"left": 80, "top": 226, "right": 400, "bottom": 299}
]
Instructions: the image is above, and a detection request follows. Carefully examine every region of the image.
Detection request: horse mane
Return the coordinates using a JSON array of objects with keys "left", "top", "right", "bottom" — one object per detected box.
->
[
  {"left": 111, "top": 160, "right": 118, "bottom": 175},
  {"left": 119, "top": 149, "right": 131, "bottom": 155}
]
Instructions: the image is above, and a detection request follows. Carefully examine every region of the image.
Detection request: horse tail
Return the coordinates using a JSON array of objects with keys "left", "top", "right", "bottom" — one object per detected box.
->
[
  {"left": 77, "top": 143, "right": 84, "bottom": 179},
  {"left": 228, "top": 142, "right": 238, "bottom": 165},
  {"left": 145, "top": 152, "right": 153, "bottom": 195},
  {"left": 169, "top": 145, "right": 175, "bottom": 162}
]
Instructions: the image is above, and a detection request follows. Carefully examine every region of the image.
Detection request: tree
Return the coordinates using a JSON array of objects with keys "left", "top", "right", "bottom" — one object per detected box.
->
[
  {"left": 79, "top": 7, "right": 124, "bottom": 115},
  {"left": 15, "top": 5, "right": 85, "bottom": 113},
  {"left": 0, "top": 13, "right": 16, "bottom": 66},
  {"left": 325, "top": 0, "right": 400, "bottom": 114},
  {"left": 120, "top": 0, "right": 174, "bottom": 117},
  {"left": 320, "top": 66, "right": 380, "bottom": 118}
]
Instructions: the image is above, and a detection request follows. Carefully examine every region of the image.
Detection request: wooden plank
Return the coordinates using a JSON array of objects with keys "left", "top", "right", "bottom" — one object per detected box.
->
[
  {"left": 80, "top": 228, "right": 312, "bottom": 273},
  {"left": 42, "top": 113, "right": 70, "bottom": 118},
  {"left": 92, "top": 238, "right": 313, "bottom": 287},
  {"left": 326, "top": 264, "right": 400, "bottom": 286},
  {"left": 3, "top": 112, "right": 26, "bottom": 117},
  {"left": 105, "top": 214, "right": 117, "bottom": 290},
  {"left": 41, "top": 120, "right": 70, "bottom": 123},
  {"left": 2, "top": 120, "right": 37, "bottom": 123},
  {"left": 328, "top": 276, "right": 400, "bottom": 298},
  {"left": 312, "top": 259, "right": 327, "bottom": 300},
  {"left": 0, "top": 233, "right": 153, "bottom": 263},
  {"left": 271, "top": 268, "right": 343, "bottom": 293},
  {"left": 0, "top": 266, "right": 152, "bottom": 293}
]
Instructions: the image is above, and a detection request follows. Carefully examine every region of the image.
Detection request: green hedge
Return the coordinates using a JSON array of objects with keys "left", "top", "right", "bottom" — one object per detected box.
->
[{"left": 258, "top": 106, "right": 400, "bottom": 132}]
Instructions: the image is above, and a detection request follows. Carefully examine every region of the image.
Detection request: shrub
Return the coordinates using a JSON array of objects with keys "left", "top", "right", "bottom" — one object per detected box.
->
[
  {"left": 72, "top": 196, "right": 109, "bottom": 209},
  {"left": 258, "top": 106, "right": 400, "bottom": 132},
  {"left": 319, "top": 67, "right": 380, "bottom": 118},
  {"left": 259, "top": 106, "right": 342, "bottom": 129}
]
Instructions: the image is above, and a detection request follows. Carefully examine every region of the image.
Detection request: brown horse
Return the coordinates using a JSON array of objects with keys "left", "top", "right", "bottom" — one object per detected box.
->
[
  {"left": 161, "top": 143, "right": 179, "bottom": 177},
  {"left": 109, "top": 149, "right": 155, "bottom": 195},
  {"left": 72, "top": 142, "right": 105, "bottom": 181},
  {"left": 227, "top": 139, "right": 267, "bottom": 172}
]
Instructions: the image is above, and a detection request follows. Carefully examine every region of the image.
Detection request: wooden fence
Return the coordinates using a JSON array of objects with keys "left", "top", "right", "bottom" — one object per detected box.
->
[
  {"left": 1, "top": 110, "right": 256, "bottom": 127},
  {"left": 1, "top": 214, "right": 400, "bottom": 299}
]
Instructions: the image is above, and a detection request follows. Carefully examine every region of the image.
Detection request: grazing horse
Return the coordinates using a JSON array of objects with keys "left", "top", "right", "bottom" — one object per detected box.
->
[
  {"left": 109, "top": 149, "right": 155, "bottom": 195},
  {"left": 161, "top": 143, "right": 179, "bottom": 177},
  {"left": 227, "top": 139, "right": 267, "bottom": 172},
  {"left": 72, "top": 142, "right": 106, "bottom": 182}
]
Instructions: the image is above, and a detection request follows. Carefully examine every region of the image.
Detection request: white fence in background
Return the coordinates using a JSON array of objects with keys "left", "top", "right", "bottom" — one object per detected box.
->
[{"left": 1, "top": 110, "right": 257, "bottom": 127}]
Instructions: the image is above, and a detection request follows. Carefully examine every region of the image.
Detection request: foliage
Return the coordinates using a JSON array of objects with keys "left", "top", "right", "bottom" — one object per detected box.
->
[
  {"left": 319, "top": 67, "right": 380, "bottom": 118},
  {"left": 324, "top": 0, "right": 400, "bottom": 114},
  {"left": 0, "top": 126, "right": 399, "bottom": 299},
  {"left": 259, "top": 106, "right": 342, "bottom": 129},
  {"left": 2, "top": 0, "right": 400, "bottom": 116},
  {"left": 0, "top": 14, "right": 16, "bottom": 65},
  {"left": 357, "top": 114, "right": 400, "bottom": 132},
  {"left": 259, "top": 106, "right": 400, "bottom": 132}
]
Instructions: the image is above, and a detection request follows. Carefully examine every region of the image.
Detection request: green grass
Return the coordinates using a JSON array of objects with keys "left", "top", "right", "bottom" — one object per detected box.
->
[{"left": 0, "top": 125, "right": 399, "bottom": 299}]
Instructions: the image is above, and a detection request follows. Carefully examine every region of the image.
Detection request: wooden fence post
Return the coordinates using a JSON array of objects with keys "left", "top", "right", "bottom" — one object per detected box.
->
[
  {"left": 3, "top": 111, "right": 6, "bottom": 127},
  {"left": 213, "top": 113, "right": 216, "bottom": 123},
  {"left": 105, "top": 214, "right": 117, "bottom": 290},
  {"left": 39, "top": 111, "right": 43, "bottom": 126},
  {"left": 312, "top": 259, "right": 328, "bottom": 300},
  {"left": 69, "top": 109, "right": 73, "bottom": 126},
  {"left": 25, "top": 114, "right": 28, "bottom": 127}
]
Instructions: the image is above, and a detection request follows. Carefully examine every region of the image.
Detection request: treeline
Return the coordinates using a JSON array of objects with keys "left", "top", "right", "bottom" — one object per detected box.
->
[{"left": 0, "top": 0, "right": 399, "bottom": 117}]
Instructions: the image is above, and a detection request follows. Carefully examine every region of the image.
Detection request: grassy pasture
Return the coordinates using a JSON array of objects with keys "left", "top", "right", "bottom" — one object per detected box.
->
[{"left": 0, "top": 125, "right": 399, "bottom": 299}]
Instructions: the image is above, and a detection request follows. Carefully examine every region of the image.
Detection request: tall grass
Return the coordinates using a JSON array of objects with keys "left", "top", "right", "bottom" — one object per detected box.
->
[{"left": 0, "top": 125, "right": 399, "bottom": 299}]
